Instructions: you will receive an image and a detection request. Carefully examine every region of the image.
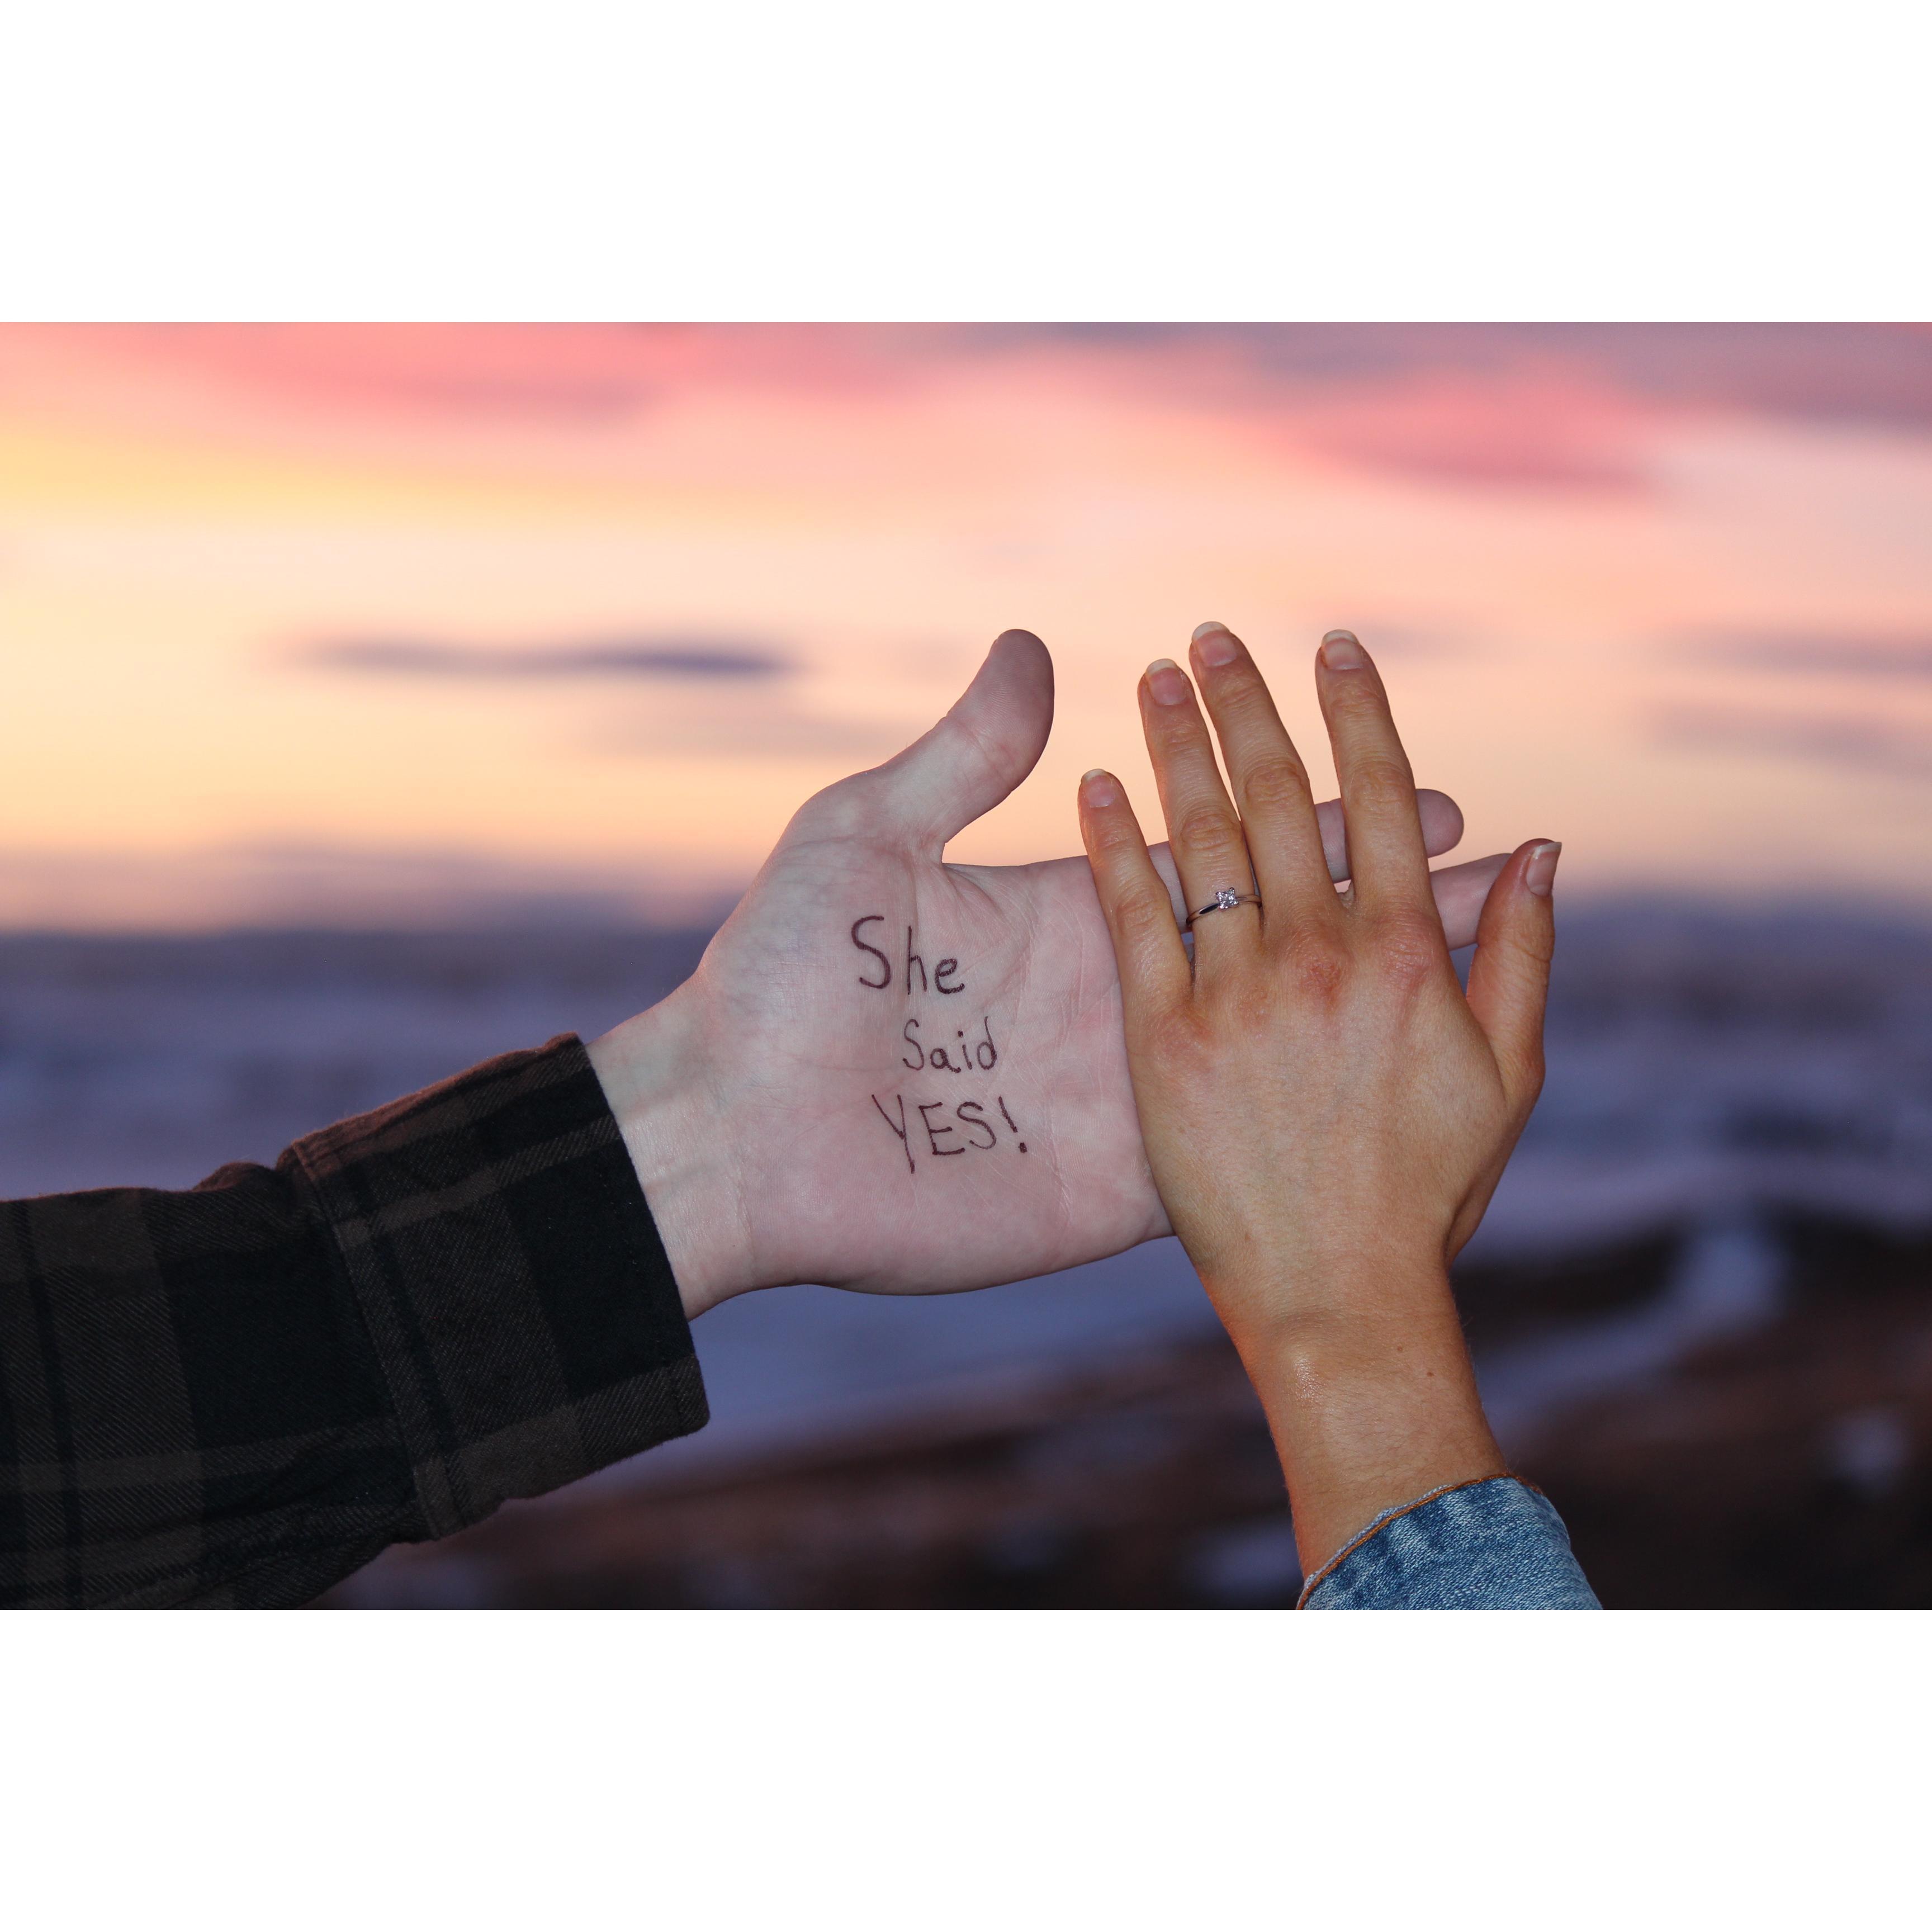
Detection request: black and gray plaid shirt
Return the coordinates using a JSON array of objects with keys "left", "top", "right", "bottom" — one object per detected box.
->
[{"left": 0, "top": 1035, "right": 708, "bottom": 1608}]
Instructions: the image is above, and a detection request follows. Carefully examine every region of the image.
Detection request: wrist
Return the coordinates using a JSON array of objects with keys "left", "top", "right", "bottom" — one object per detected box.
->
[
  {"left": 1200, "top": 1236, "right": 1457, "bottom": 1361},
  {"left": 584, "top": 987, "right": 752, "bottom": 1322},
  {"left": 1209, "top": 1257, "right": 1504, "bottom": 1572},
  {"left": 1218, "top": 1253, "right": 1481, "bottom": 1431}
]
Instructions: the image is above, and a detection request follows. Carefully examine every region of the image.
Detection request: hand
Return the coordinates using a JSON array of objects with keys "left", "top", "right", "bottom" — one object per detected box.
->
[
  {"left": 1076, "top": 623, "right": 1558, "bottom": 1573},
  {"left": 589, "top": 628, "right": 1513, "bottom": 1319}
]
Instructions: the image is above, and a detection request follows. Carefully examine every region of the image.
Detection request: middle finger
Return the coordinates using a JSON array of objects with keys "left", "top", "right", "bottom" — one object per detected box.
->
[
  {"left": 1187, "top": 620, "right": 1351, "bottom": 926},
  {"left": 1138, "top": 657, "right": 1263, "bottom": 960}
]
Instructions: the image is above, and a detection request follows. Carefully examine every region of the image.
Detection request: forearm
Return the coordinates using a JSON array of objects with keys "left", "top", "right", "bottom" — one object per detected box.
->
[{"left": 1211, "top": 1258, "right": 1505, "bottom": 1578}]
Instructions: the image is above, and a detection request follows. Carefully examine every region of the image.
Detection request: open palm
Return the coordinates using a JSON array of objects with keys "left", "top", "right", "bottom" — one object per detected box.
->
[{"left": 590, "top": 631, "right": 1508, "bottom": 1315}]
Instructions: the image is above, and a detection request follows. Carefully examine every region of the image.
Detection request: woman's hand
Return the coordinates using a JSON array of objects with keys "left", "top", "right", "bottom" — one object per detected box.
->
[
  {"left": 1077, "top": 622, "right": 1559, "bottom": 1574},
  {"left": 588, "top": 629, "right": 1503, "bottom": 1321}
]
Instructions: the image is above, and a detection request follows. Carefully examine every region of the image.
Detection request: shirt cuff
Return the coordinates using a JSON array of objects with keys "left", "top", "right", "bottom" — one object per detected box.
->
[
  {"left": 1299, "top": 1476, "right": 1602, "bottom": 1610},
  {"left": 288, "top": 1033, "right": 708, "bottom": 1542}
]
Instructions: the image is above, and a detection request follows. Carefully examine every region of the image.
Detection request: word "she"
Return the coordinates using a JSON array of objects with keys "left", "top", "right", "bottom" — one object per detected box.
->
[{"left": 851, "top": 916, "right": 964, "bottom": 996}]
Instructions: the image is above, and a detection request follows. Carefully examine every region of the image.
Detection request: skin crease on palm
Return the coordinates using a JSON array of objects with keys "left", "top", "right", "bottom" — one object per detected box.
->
[{"left": 586, "top": 628, "right": 1517, "bottom": 1321}]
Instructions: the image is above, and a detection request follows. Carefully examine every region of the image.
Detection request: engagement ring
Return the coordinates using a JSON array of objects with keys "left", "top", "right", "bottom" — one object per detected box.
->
[{"left": 1185, "top": 888, "right": 1262, "bottom": 930}]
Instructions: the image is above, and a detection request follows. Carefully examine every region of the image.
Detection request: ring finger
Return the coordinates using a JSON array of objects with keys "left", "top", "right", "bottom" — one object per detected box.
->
[{"left": 1138, "top": 657, "right": 1262, "bottom": 960}]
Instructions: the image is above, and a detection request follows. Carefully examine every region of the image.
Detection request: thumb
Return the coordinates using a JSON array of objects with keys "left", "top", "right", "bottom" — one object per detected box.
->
[
  {"left": 852, "top": 629, "right": 1054, "bottom": 853},
  {"left": 1464, "top": 839, "right": 1561, "bottom": 1117}
]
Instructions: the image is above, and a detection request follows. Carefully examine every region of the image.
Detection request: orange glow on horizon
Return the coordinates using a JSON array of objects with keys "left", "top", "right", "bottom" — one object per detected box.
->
[{"left": 4, "top": 324, "right": 1931, "bottom": 927}]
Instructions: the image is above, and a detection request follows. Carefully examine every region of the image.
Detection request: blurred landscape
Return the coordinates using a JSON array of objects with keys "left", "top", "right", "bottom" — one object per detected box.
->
[
  {"left": 7, "top": 322, "right": 1932, "bottom": 1607},
  {"left": 6, "top": 903, "right": 1932, "bottom": 1609}
]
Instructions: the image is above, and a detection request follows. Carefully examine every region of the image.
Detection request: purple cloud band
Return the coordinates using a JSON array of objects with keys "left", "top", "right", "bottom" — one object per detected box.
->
[{"left": 298, "top": 638, "right": 793, "bottom": 681}]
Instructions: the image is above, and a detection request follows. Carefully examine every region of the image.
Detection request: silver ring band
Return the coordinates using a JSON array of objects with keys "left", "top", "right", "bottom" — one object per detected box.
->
[{"left": 1185, "top": 887, "right": 1263, "bottom": 930}]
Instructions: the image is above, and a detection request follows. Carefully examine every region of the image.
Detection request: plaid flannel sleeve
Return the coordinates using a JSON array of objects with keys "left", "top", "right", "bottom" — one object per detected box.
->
[{"left": 0, "top": 1034, "right": 708, "bottom": 1609}]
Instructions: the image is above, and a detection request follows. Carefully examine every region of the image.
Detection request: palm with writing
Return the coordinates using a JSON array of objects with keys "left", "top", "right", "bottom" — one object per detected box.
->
[{"left": 588, "top": 630, "right": 1510, "bottom": 1316}]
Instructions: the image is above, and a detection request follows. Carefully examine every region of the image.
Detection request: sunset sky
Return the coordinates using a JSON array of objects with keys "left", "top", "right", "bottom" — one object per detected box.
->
[{"left": 4, "top": 323, "right": 1931, "bottom": 927}]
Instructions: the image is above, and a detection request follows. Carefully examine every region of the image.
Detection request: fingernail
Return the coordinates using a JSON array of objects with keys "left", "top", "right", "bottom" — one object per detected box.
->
[
  {"left": 1080, "top": 768, "right": 1118, "bottom": 808},
  {"left": 1320, "top": 629, "right": 1365, "bottom": 670},
  {"left": 1144, "top": 658, "right": 1191, "bottom": 706},
  {"left": 1524, "top": 841, "right": 1561, "bottom": 896},
  {"left": 1191, "top": 624, "right": 1239, "bottom": 668}
]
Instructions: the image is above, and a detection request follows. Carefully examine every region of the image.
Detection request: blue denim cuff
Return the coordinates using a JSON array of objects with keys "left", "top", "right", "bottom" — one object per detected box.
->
[{"left": 1300, "top": 1476, "right": 1602, "bottom": 1610}]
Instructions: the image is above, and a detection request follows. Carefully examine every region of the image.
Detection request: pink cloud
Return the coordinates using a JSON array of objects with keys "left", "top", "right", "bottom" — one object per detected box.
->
[
  {"left": 1269, "top": 370, "right": 1654, "bottom": 491},
  {"left": 7, "top": 324, "right": 1930, "bottom": 495},
  {"left": 0, "top": 323, "right": 942, "bottom": 430}
]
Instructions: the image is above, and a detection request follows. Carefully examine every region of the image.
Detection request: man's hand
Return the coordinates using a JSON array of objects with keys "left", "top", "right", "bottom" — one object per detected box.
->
[{"left": 587, "top": 629, "right": 1510, "bottom": 1318}]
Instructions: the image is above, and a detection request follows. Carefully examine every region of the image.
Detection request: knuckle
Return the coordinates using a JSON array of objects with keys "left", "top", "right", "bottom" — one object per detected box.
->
[
  {"left": 1148, "top": 704, "right": 1206, "bottom": 750},
  {"left": 1238, "top": 755, "right": 1311, "bottom": 819},
  {"left": 1480, "top": 915, "right": 1557, "bottom": 973},
  {"left": 1504, "top": 1050, "right": 1547, "bottom": 1118},
  {"left": 1112, "top": 886, "right": 1181, "bottom": 948},
  {"left": 1373, "top": 908, "right": 1446, "bottom": 988},
  {"left": 1087, "top": 815, "right": 1146, "bottom": 860},
  {"left": 1281, "top": 930, "right": 1350, "bottom": 1003},
  {"left": 1134, "top": 1002, "right": 1208, "bottom": 1068},
  {"left": 1348, "top": 755, "right": 1414, "bottom": 815},
  {"left": 1326, "top": 670, "right": 1388, "bottom": 718},
  {"left": 1211, "top": 973, "right": 1280, "bottom": 1037},
  {"left": 1172, "top": 803, "right": 1244, "bottom": 858},
  {"left": 1211, "top": 667, "right": 1277, "bottom": 724}
]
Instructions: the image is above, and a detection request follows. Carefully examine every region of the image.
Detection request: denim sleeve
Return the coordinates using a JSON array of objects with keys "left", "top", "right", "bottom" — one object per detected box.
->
[{"left": 1299, "top": 1476, "right": 1600, "bottom": 1609}]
